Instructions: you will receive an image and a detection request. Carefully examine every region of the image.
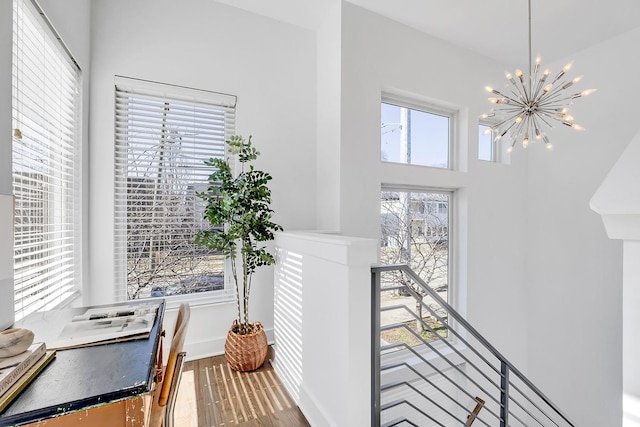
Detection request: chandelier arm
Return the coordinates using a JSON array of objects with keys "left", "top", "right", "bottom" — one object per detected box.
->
[
  {"left": 541, "top": 87, "right": 582, "bottom": 104},
  {"left": 494, "top": 109, "right": 528, "bottom": 126},
  {"left": 506, "top": 85, "right": 528, "bottom": 105},
  {"left": 491, "top": 87, "right": 527, "bottom": 106},
  {"left": 494, "top": 114, "right": 523, "bottom": 140},
  {"left": 530, "top": 114, "right": 547, "bottom": 137},
  {"left": 533, "top": 111, "right": 556, "bottom": 129},
  {"left": 493, "top": 104, "right": 527, "bottom": 115},
  {"left": 537, "top": 108, "right": 564, "bottom": 121},
  {"left": 532, "top": 77, "right": 546, "bottom": 100},
  {"left": 538, "top": 80, "right": 573, "bottom": 103}
]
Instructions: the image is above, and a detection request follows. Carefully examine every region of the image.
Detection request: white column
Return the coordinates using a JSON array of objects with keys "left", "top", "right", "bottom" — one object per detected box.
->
[{"left": 591, "top": 131, "right": 640, "bottom": 426}]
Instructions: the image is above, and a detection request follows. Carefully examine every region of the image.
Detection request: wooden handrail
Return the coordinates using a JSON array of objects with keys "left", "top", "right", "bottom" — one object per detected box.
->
[{"left": 465, "top": 396, "right": 486, "bottom": 426}]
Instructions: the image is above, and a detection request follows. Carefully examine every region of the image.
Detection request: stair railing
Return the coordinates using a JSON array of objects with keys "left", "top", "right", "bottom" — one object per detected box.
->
[{"left": 371, "top": 264, "right": 575, "bottom": 427}]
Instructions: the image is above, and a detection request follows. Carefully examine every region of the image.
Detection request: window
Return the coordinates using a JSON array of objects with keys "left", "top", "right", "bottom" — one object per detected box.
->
[
  {"left": 380, "top": 190, "right": 450, "bottom": 296},
  {"left": 381, "top": 97, "right": 453, "bottom": 169},
  {"left": 380, "top": 189, "right": 452, "bottom": 344},
  {"left": 478, "top": 123, "right": 496, "bottom": 162},
  {"left": 12, "top": 0, "right": 82, "bottom": 320},
  {"left": 114, "top": 77, "right": 236, "bottom": 301}
]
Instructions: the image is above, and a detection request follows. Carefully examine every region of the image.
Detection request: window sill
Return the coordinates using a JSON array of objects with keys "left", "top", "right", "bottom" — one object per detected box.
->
[{"left": 141, "top": 290, "right": 235, "bottom": 311}]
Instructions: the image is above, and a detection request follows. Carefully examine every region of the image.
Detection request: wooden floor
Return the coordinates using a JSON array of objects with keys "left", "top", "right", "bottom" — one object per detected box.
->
[{"left": 175, "top": 353, "right": 310, "bottom": 426}]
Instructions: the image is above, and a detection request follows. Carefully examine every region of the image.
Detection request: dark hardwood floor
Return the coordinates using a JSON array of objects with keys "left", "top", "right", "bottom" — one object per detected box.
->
[{"left": 179, "top": 353, "right": 310, "bottom": 426}]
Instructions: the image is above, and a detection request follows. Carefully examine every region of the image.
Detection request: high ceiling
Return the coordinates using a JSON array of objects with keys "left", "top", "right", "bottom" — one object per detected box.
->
[
  {"left": 347, "top": 0, "right": 640, "bottom": 65},
  {"left": 216, "top": 0, "right": 640, "bottom": 65}
]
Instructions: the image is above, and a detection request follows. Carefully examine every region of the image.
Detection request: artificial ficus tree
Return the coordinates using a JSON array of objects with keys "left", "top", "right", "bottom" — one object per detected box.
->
[{"left": 195, "top": 135, "right": 282, "bottom": 335}]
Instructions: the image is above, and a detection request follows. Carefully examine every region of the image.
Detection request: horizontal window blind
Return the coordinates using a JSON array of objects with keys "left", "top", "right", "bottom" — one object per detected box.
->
[
  {"left": 12, "top": 0, "right": 81, "bottom": 320},
  {"left": 114, "top": 76, "right": 236, "bottom": 301}
]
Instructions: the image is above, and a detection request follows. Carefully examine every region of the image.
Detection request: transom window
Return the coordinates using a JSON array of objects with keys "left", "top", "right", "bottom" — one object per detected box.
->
[
  {"left": 479, "top": 123, "right": 496, "bottom": 162},
  {"left": 381, "top": 97, "right": 453, "bottom": 169}
]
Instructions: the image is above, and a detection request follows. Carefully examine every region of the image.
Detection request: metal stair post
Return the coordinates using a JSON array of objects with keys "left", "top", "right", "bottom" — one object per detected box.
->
[{"left": 501, "top": 361, "right": 509, "bottom": 427}]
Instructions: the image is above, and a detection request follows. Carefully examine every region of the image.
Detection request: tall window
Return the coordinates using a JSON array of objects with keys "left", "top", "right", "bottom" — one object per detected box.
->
[
  {"left": 380, "top": 189, "right": 451, "bottom": 343},
  {"left": 12, "top": 0, "right": 82, "bottom": 320},
  {"left": 114, "top": 77, "right": 236, "bottom": 301},
  {"left": 381, "top": 97, "right": 453, "bottom": 169}
]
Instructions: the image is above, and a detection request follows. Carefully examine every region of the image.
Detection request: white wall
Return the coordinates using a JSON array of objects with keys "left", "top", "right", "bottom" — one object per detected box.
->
[
  {"left": 274, "top": 231, "right": 378, "bottom": 427},
  {"left": 88, "top": 0, "right": 317, "bottom": 356},
  {"left": 0, "top": 0, "right": 14, "bottom": 330},
  {"left": 338, "top": 1, "right": 530, "bottom": 373},
  {"left": 316, "top": 0, "right": 342, "bottom": 232},
  {"left": 523, "top": 28, "right": 640, "bottom": 427},
  {"left": 0, "top": 1, "right": 12, "bottom": 197}
]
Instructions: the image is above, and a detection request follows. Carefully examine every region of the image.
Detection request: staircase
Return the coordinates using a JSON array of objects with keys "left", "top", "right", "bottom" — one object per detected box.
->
[{"left": 371, "top": 265, "right": 574, "bottom": 427}]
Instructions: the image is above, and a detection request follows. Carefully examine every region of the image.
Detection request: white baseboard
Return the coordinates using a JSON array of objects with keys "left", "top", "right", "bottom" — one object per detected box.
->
[
  {"left": 183, "top": 327, "right": 275, "bottom": 362},
  {"left": 298, "top": 384, "right": 337, "bottom": 427}
]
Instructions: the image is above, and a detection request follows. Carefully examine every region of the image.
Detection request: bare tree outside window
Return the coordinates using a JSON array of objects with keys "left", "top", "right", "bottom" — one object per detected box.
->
[
  {"left": 115, "top": 81, "right": 235, "bottom": 300},
  {"left": 380, "top": 190, "right": 450, "bottom": 342}
]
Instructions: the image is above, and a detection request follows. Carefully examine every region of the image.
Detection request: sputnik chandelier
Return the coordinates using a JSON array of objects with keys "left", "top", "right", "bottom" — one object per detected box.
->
[{"left": 481, "top": 0, "right": 595, "bottom": 152}]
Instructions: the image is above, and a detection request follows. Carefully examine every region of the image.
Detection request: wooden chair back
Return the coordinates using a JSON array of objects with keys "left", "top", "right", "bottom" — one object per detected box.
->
[
  {"left": 158, "top": 303, "right": 190, "bottom": 407},
  {"left": 149, "top": 303, "right": 190, "bottom": 427}
]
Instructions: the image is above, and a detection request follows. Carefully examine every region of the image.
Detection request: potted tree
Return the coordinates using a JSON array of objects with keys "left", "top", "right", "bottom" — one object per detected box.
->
[{"left": 195, "top": 135, "right": 282, "bottom": 372}]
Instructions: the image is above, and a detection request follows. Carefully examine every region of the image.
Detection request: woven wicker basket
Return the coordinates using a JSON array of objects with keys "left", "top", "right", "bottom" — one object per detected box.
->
[{"left": 224, "top": 321, "right": 268, "bottom": 372}]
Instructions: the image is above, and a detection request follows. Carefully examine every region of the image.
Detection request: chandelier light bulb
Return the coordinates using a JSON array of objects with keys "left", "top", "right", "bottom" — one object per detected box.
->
[{"left": 480, "top": 0, "right": 594, "bottom": 152}]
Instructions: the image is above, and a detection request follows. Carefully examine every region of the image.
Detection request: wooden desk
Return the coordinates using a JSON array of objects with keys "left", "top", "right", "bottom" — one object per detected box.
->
[{"left": 0, "top": 300, "right": 165, "bottom": 427}]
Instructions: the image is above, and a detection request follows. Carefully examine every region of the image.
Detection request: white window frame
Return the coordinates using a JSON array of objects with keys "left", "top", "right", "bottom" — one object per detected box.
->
[
  {"left": 12, "top": 0, "right": 82, "bottom": 320},
  {"left": 379, "top": 185, "right": 455, "bottom": 308},
  {"left": 381, "top": 93, "right": 456, "bottom": 170},
  {"left": 478, "top": 122, "right": 497, "bottom": 162},
  {"left": 113, "top": 76, "right": 236, "bottom": 304},
  {"left": 479, "top": 120, "right": 512, "bottom": 165},
  {"left": 379, "top": 185, "right": 459, "bottom": 360}
]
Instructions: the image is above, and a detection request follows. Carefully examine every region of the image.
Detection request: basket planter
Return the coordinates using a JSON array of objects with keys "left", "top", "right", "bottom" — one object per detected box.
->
[{"left": 224, "top": 321, "right": 268, "bottom": 372}]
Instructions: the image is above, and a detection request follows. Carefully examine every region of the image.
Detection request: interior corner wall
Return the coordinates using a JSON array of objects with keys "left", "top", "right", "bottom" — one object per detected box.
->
[
  {"left": 338, "top": 2, "right": 530, "bottom": 370},
  {"left": 88, "top": 0, "right": 317, "bottom": 357},
  {"left": 0, "top": 1, "right": 12, "bottom": 196},
  {"left": 0, "top": 1, "right": 14, "bottom": 329},
  {"left": 316, "top": 0, "right": 342, "bottom": 232},
  {"left": 524, "top": 29, "right": 640, "bottom": 427}
]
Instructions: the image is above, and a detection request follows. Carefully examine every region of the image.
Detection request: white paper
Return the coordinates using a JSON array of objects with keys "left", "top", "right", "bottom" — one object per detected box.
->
[{"left": 50, "top": 304, "right": 159, "bottom": 349}]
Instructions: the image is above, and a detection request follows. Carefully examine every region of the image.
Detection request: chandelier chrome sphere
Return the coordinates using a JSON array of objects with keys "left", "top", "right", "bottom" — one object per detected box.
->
[{"left": 482, "top": 0, "right": 595, "bottom": 152}]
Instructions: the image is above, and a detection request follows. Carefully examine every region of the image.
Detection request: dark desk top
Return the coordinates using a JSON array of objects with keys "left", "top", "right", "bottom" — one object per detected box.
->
[{"left": 0, "top": 299, "right": 165, "bottom": 427}]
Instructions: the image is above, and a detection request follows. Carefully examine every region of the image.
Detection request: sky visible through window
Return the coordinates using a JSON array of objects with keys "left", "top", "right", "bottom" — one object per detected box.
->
[
  {"left": 478, "top": 124, "right": 494, "bottom": 162},
  {"left": 381, "top": 102, "right": 450, "bottom": 168}
]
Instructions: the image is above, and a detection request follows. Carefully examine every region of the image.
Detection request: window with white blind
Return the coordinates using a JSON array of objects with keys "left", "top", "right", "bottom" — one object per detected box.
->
[
  {"left": 114, "top": 77, "right": 236, "bottom": 301},
  {"left": 12, "top": 0, "right": 82, "bottom": 320}
]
